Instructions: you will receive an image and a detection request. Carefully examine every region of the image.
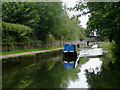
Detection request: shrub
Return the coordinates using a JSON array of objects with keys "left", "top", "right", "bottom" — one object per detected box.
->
[
  {"left": 2, "top": 22, "right": 33, "bottom": 45},
  {"left": 45, "top": 34, "right": 56, "bottom": 43}
]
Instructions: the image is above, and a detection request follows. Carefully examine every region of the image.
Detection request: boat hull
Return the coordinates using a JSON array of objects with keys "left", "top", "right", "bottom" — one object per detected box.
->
[{"left": 63, "top": 51, "right": 77, "bottom": 62}]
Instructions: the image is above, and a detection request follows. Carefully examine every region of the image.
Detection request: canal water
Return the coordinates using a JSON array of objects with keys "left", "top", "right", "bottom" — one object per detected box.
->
[{"left": 2, "top": 46, "right": 120, "bottom": 88}]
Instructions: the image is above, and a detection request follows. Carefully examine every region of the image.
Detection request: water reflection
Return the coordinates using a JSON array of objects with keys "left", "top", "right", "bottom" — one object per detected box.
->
[
  {"left": 68, "top": 58, "right": 102, "bottom": 88},
  {"left": 2, "top": 51, "right": 80, "bottom": 88},
  {"left": 85, "top": 53, "right": 120, "bottom": 88},
  {"left": 67, "top": 46, "right": 103, "bottom": 88},
  {"left": 63, "top": 58, "right": 79, "bottom": 69},
  {"left": 3, "top": 48, "right": 120, "bottom": 88},
  {"left": 63, "top": 61, "right": 75, "bottom": 69}
]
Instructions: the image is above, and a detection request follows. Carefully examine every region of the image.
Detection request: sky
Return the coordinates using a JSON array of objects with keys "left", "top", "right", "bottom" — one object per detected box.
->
[{"left": 62, "top": 0, "right": 89, "bottom": 28}]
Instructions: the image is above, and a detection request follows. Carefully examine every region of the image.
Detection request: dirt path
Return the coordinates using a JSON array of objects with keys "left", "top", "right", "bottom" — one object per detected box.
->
[{"left": 1, "top": 48, "right": 63, "bottom": 59}]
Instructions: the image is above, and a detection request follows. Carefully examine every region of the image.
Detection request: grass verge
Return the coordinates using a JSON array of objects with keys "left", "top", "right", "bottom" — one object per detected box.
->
[{"left": 2, "top": 46, "right": 64, "bottom": 55}]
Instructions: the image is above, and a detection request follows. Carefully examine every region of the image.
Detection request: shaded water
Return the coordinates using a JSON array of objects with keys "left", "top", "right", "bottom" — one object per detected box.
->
[{"left": 2, "top": 47, "right": 120, "bottom": 88}]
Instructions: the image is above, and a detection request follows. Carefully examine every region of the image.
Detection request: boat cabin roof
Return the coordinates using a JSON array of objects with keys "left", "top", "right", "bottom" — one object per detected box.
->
[{"left": 64, "top": 44, "right": 76, "bottom": 51}]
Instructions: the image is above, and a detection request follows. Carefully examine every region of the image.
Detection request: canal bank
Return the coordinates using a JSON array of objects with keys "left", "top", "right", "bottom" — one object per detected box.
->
[
  {"left": 1, "top": 48, "right": 63, "bottom": 59},
  {"left": 1, "top": 45, "right": 91, "bottom": 59}
]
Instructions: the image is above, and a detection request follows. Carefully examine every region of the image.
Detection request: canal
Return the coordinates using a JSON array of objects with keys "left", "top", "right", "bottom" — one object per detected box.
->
[{"left": 2, "top": 46, "right": 120, "bottom": 88}]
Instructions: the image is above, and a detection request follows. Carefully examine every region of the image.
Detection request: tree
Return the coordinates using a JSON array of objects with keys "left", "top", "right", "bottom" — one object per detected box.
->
[
  {"left": 72, "top": 2, "right": 120, "bottom": 43},
  {"left": 2, "top": 2, "right": 85, "bottom": 44},
  {"left": 72, "top": 2, "right": 120, "bottom": 54},
  {"left": 2, "top": 2, "right": 63, "bottom": 41}
]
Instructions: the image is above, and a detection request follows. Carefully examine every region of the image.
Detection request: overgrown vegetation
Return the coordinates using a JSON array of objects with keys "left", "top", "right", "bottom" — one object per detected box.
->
[
  {"left": 98, "top": 41, "right": 113, "bottom": 51},
  {"left": 2, "top": 22, "right": 33, "bottom": 45},
  {"left": 2, "top": 2, "right": 85, "bottom": 50}
]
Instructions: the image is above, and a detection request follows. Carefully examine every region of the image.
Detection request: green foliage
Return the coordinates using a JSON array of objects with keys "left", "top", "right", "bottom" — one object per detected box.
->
[
  {"left": 2, "top": 2, "right": 85, "bottom": 45},
  {"left": 2, "top": 2, "right": 36, "bottom": 26},
  {"left": 98, "top": 41, "right": 112, "bottom": 51},
  {"left": 56, "top": 15, "right": 85, "bottom": 41},
  {"left": 98, "top": 41, "right": 120, "bottom": 59},
  {"left": 2, "top": 2, "right": 64, "bottom": 41},
  {"left": 2, "top": 22, "right": 32, "bottom": 45},
  {"left": 73, "top": 2, "right": 120, "bottom": 45},
  {"left": 45, "top": 34, "right": 56, "bottom": 43},
  {"left": 31, "top": 2, "right": 64, "bottom": 40}
]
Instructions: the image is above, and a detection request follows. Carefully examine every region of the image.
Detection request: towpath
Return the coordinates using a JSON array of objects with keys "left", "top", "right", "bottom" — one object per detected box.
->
[{"left": 1, "top": 48, "right": 63, "bottom": 59}]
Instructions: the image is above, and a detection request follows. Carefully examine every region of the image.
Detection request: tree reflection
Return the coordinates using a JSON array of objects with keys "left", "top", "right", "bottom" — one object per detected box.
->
[
  {"left": 85, "top": 53, "right": 120, "bottom": 88},
  {"left": 26, "top": 61, "right": 80, "bottom": 88},
  {"left": 3, "top": 51, "right": 82, "bottom": 88}
]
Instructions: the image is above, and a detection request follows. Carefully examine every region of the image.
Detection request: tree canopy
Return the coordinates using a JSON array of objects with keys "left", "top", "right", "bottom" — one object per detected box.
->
[
  {"left": 2, "top": 2, "right": 85, "bottom": 46},
  {"left": 72, "top": 2, "right": 120, "bottom": 44}
]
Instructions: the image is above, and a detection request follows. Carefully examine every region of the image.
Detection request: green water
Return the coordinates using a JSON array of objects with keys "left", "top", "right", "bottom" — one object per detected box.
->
[{"left": 2, "top": 50, "right": 120, "bottom": 88}]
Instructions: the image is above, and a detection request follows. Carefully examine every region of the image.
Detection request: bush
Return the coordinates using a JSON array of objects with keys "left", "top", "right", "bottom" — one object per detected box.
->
[
  {"left": 45, "top": 34, "right": 56, "bottom": 43},
  {"left": 2, "top": 22, "right": 33, "bottom": 45}
]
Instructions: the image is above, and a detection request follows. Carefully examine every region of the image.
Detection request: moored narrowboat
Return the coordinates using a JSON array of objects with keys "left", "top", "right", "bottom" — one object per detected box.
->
[
  {"left": 63, "top": 44, "right": 77, "bottom": 62},
  {"left": 63, "top": 44, "right": 78, "bottom": 69}
]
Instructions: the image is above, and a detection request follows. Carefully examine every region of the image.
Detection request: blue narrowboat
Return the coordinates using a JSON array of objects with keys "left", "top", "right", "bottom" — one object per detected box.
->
[{"left": 63, "top": 44, "right": 78, "bottom": 69}]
